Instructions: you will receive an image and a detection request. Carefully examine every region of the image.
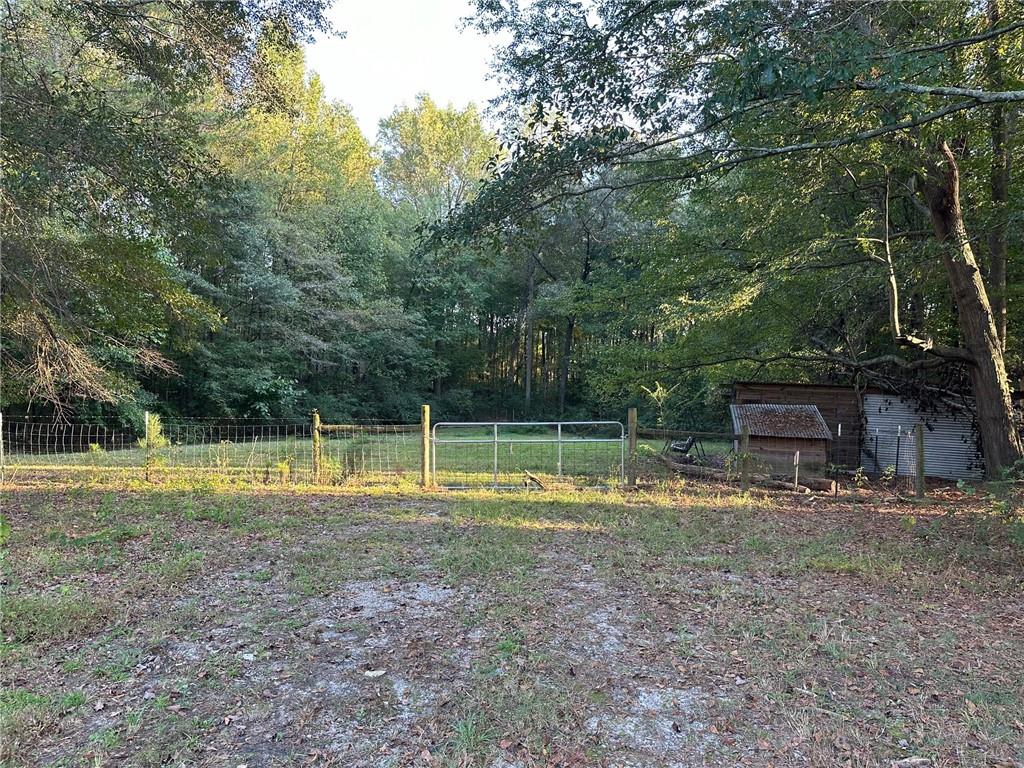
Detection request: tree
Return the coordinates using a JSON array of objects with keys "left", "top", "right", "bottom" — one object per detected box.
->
[
  {"left": 378, "top": 96, "right": 499, "bottom": 407},
  {"left": 461, "top": 0, "right": 1024, "bottom": 475},
  {"left": 171, "top": 41, "right": 430, "bottom": 419},
  {"left": 1, "top": 0, "right": 331, "bottom": 414}
]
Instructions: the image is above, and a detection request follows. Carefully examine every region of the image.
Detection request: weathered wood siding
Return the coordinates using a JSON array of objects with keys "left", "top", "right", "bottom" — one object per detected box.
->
[
  {"left": 748, "top": 435, "right": 828, "bottom": 473},
  {"left": 733, "top": 383, "right": 861, "bottom": 466}
]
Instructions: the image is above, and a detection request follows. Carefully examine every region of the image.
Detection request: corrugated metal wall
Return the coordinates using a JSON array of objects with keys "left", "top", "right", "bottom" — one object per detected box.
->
[{"left": 861, "top": 394, "right": 984, "bottom": 480}]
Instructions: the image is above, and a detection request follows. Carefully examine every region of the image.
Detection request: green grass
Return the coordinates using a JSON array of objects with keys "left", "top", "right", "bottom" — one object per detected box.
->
[{"left": 2, "top": 589, "right": 113, "bottom": 644}]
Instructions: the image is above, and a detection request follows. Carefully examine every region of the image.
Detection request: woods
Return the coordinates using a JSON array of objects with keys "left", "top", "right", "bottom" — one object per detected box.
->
[{"left": 2, "top": 0, "right": 1023, "bottom": 475}]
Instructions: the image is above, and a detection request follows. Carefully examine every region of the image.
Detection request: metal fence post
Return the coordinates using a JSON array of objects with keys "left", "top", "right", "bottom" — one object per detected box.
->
[
  {"left": 740, "top": 424, "right": 750, "bottom": 492},
  {"left": 557, "top": 423, "right": 563, "bottom": 477},
  {"left": 915, "top": 423, "right": 925, "bottom": 498},
  {"left": 492, "top": 423, "right": 499, "bottom": 487},
  {"left": 420, "top": 404, "right": 430, "bottom": 488},
  {"left": 894, "top": 426, "right": 901, "bottom": 491},
  {"left": 627, "top": 407, "right": 637, "bottom": 487},
  {"left": 311, "top": 410, "right": 321, "bottom": 484}
]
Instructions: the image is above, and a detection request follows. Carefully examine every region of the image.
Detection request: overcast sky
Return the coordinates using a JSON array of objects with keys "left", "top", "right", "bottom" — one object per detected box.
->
[{"left": 304, "top": 0, "right": 501, "bottom": 141}]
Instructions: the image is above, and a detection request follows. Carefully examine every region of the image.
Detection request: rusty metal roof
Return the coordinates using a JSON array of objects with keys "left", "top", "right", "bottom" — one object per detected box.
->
[{"left": 730, "top": 404, "right": 832, "bottom": 441}]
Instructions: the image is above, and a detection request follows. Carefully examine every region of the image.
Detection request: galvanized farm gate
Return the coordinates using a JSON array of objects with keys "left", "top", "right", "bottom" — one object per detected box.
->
[{"left": 431, "top": 420, "right": 625, "bottom": 489}]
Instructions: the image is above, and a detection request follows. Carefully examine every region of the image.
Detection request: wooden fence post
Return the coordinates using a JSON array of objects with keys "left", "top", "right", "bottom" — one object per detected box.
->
[
  {"left": 144, "top": 410, "right": 151, "bottom": 482},
  {"left": 793, "top": 450, "right": 800, "bottom": 491},
  {"left": 627, "top": 407, "right": 638, "bottom": 487},
  {"left": 740, "top": 424, "right": 750, "bottom": 493},
  {"left": 0, "top": 411, "right": 5, "bottom": 486},
  {"left": 311, "top": 410, "right": 321, "bottom": 484},
  {"left": 915, "top": 423, "right": 925, "bottom": 499},
  {"left": 421, "top": 404, "right": 431, "bottom": 488}
]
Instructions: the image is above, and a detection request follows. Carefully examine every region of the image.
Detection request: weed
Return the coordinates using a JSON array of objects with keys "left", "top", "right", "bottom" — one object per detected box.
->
[{"left": 450, "top": 710, "right": 495, "bottom": 757}]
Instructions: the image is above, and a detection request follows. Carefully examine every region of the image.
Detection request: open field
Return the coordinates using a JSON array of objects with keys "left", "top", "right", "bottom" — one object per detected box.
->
[{"left": 1, "top": 479, "right": 1022, "bottom": 767}]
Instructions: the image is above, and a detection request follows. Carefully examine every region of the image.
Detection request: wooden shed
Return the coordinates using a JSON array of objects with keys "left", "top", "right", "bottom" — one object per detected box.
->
[
  {"left": 730, "top": 403, "right": 833, "bottom": 473},
  {"left": 732, "top": 381, "right": 861, "bottom": 466}
]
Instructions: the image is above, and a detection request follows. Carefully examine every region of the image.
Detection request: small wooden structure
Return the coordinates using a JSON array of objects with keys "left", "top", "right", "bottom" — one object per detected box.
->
[
  {"left": 730, "top": 404, "right": 832, "bottom": 473},
  {"left": 732, "top": 381, "right": 861, "bottom": 466}
]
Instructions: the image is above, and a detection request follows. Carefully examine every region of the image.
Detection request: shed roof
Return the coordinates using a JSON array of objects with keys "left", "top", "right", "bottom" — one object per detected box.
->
[{"left": 730, "top": 404, "right": 832, "bottom": 441}]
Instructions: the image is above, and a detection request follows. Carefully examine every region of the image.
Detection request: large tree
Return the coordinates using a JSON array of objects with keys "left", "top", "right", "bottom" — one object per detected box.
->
[
  {"left": 173, "top": 41, "right": 430, "bottom": 418},
  {"left": 0, "top": 0, "right": 330, "bottom": 414},
  {"left": 459, "top": 0, "right": 1024, "bottom": 475}
]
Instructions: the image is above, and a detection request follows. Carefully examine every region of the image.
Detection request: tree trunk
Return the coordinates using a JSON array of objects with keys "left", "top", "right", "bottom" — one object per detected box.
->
[
  {"left": 987, "top": 0, "right": 1009, "bottom": 351},
  {"left": 523, "top": 263, "right": 535, "bottom": 413},
  {"left": 558, "top": 315, "right": 574, "bottom": 416},
  {"left": 433, "top": 338, "right": 442, "bottom": 398},
  {"left": 923, "top": 142, "right": 1021, "bottom": 476}
]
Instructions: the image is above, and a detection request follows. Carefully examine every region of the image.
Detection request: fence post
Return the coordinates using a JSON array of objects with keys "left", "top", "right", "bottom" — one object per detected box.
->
[
  {"left": 740, "top": 424, "right": 750, "bottom": 492},
  {"left": 915, "top": 423, "right": 925, "bottom": 499},
  {"left": 144, "top": 410, "right": 151, "bottom": 482},
  {"left": 311, "top": 410, "right": 321, "bottom": 484},
  {"left": 0, "top": 411, "right": 5, "bottom": 486},
  {"left": 793, "top": 450, "right": 800, "bottom": 491},
  {"left": 627, "top": 407, "right": 638, "bottom": 487},
  {"left": 420, "top": 404, "right": 430, "bottom": 488},
  {"left": 557, "top": 423, "right": 563, "bottom": 477},
  {"left": 492, "top": 423, "right": 499, "bottom": 487},
  {"left": 894, "top": 426, "right": 901, "bottom": 491}
]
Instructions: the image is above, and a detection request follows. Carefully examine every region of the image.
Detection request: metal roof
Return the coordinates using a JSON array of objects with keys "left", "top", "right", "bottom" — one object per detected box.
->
[{"left": 730, "top": 404, "right": 832, "bottom": 441}]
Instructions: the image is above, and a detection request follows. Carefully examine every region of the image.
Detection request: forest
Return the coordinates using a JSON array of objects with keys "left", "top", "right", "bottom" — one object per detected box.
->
[{"left": 2, "top": 0, "right": 1023, "bottom": 473}]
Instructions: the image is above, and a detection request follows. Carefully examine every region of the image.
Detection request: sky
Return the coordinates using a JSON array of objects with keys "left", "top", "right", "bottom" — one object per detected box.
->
[{"left": 304, "top": 0, "right": 502, "bottom": 141}]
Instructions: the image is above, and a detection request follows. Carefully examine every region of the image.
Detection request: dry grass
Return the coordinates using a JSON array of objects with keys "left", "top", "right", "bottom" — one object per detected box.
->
[{"left": 1, "top": 478, "right": 1021, "bottom": 767}]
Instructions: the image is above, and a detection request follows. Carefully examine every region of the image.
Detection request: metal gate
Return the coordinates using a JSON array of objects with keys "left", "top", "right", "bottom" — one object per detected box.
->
[{"left": 432, "top": 421, "right": 625, "bottom": 489}]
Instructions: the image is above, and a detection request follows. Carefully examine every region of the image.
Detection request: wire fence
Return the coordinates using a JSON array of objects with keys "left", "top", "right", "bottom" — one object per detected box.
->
[
  {"left": 635, "top": 427, "right": 914, "bottom": 494},
  {"left": 856, "top": 427, "right": 921, "bottom": 495},
  {"left": 0, "top": 415, "right": 419, "bottom": 485},
  {"left": 0, "top": 411, "right": 932, "bottom": 495}
]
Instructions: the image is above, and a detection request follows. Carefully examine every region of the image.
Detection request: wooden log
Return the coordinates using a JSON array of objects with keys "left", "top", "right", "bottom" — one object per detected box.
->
[
  {"left": 662, "top": 458, "right": 769, "bottom": 483},
  {"left": 663, "top": 457, "right": 831, "bottom": 494},
  {"left": 803, "top": 477, "right": 837, "bottom": 493},
  {"left": 662, "top": 458, "right": 729, "bottom": 479},
  {"left": 760, "top": 479, "right": 811, "bottom": 493}
]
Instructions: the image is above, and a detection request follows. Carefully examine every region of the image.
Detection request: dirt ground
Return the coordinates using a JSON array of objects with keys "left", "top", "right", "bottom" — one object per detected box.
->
[{"left": 1, "top": 479, "right": 1022, "bottom": 767}]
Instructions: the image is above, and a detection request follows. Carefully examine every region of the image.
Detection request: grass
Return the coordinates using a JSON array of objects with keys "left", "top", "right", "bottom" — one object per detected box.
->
[
  {"left": 2, "top": 589, "right": 114, "bottom": 644},
  {"left": 1, "top": 478, "right": 1021, "bottom": 766}
]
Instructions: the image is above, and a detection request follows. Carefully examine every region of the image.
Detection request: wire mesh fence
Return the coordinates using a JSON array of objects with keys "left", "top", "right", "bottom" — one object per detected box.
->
[
  {"left": 0, "top": 415, "right": 419, "bottom": 485},
  {"left": 856, "top": 427, "right": 921, "bottom": 495},
  {"left": 0, "top": 417, "right": 142, "bottom": 469},
  {"left": 0, "top": 411, "right": 931, "bottom": 495},
  {"left": 318, "top": 423, "right": 420, "bottom": 483},
  {"left": 634, "top": 429, "right": 738, "bottom": 482},
  {"left": 643, "top": 424, "right": 933, "bottom": 494},
  {"left": 432, "top": 421, "right": 625, "bottom": 489}
]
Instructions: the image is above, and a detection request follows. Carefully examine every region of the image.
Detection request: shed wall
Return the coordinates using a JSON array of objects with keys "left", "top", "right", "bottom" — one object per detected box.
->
[
  {"left": 860, "top": 394, "right": 983, "bottom": 480},
  {"left": 748, "top": 436, "right": 828, "bottom": 473}
]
